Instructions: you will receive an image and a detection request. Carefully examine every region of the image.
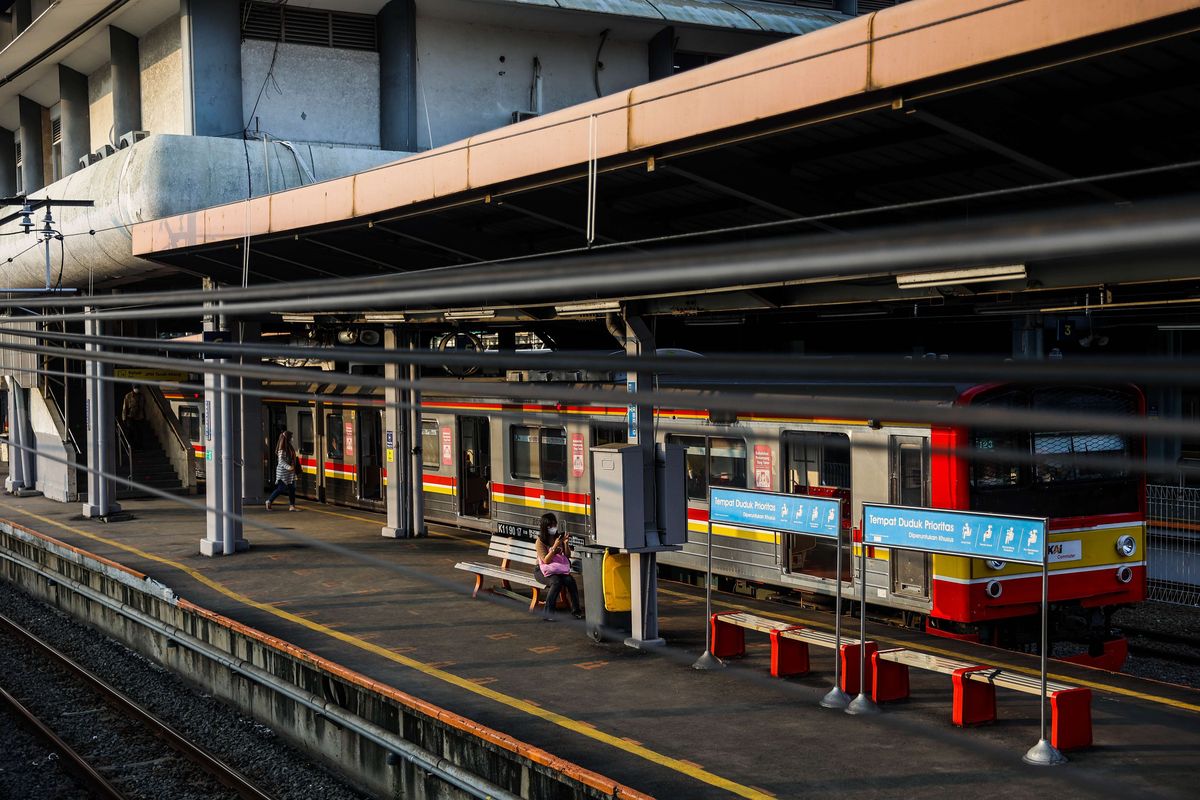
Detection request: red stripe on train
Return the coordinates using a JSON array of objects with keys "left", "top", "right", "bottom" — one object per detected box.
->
[{"left": 493, "top": 482, "right": 590, "bottom": 505}]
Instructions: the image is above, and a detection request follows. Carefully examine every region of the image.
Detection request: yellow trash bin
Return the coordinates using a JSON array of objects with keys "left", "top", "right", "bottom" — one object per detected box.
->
[{"left": 602, "top": 551, "right": 632, "bottom": 612}]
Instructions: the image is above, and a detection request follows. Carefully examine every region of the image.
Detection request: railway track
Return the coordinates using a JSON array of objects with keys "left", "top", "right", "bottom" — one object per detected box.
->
[
  {"left": 1122, "top": 624, "right": 1200, "bottom": 666},
  {"left": 0, "top": 612, "right": 275, "bottom": 800}
]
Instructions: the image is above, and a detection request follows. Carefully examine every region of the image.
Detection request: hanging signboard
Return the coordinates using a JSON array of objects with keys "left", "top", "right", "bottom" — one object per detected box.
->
[
  {"left": 710, "top": 487, "right": 840, "bottom": 539},
  {"left": 861, "top": 503, "right": 1046, "bottom": 565}
]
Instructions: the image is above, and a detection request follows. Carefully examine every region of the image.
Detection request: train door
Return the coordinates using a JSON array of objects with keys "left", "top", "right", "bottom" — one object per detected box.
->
[
  {"left": 782, "top": 432, "right": 851, "bottom": 583},
  {"left": 296, "top": 409, "right": 317, "bottom": 497},
  {"left": 458, "top": 416, "right": 490, "bottom": 518},
  {"left": 265, "top": 405, "right": 288, "bottom": 491},
  {"left": 890, "top": 435, "right": 931, "bottom": 599},
  {"left": 358, "top": 408, "right": 383, "bottom": 501}
]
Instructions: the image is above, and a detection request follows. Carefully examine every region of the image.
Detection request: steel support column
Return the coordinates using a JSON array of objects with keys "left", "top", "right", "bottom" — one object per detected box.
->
[
  {"left": 624, "top": 314, "right": 664, "bottom": 648},
  {"left": 382, "top": 327, "right": 421, "bottom": 538},
  {"left": 239, "top": 322, "right": 264, "bottom": 504},
  {"left": 81, "top": 312, "right": 120, "bottom": 518},
  {"left": 199, "top": 317, "right": 246, "bottom": 556}
]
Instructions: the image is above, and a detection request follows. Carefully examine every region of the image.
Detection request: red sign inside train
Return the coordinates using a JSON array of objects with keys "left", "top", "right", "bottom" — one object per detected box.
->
[
  {"left": 572, "top": 433, "right": 585, "bottom": 477},
  {"left": 441, "top": 426, "right": 453, "bottom": 466}
]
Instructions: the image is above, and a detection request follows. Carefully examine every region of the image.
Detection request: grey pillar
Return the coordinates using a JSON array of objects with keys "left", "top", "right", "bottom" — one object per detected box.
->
[
  {"left": 1012, "top": 314, "right": 1044, "bottom": 360},
  {"left": 82, "top": 312, "right": 121, "bottom": 518},
  {"left": 4, "top": 377, "right": 39, "bottom": 496},
  {"left": 110, "top": 26, "right": 142, "bottom": 140},
  {"left": 408, "top": 336, "right": 425, "bottom": 536},
  {"left": 18, "top": 96, "right": 44, "bottom": 194},
  {"left": 12, "top": 0, "right": 31, "bottom": 37},
  {"left": 199, "top": 319, "right": 247, "bottom": 556},
  {"left": 239, "top": 322, "right": 264, "bottom": 504},
  {"left": 180, "top": 0, "right": 243, "bottom": 137},
  {"left": 379, "top": 0, "right": 418, "bottom": 152},
  {"left": 835, "top": 0, "right": 858, "bottom": 15},
  {"left": 59, "top": 66, "right": 90, "bottom": 176},
  {"left": 0, "top": 127, "right": 15, "bottom": 195},
  {"left": 648, "top": 27, "right": 674, "bottom": 81},
  {"left": 623, "top": 314, "right": 665, "bottom": 648},
  {"left": 381, "top": 327, "right": 414, "bottom": 538}
]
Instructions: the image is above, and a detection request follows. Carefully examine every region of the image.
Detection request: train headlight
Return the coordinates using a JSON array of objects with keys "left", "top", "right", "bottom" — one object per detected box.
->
[
  {"left": 985, "top": 560, "right": 1006, "bottom": 571},
  {"left": 1115, "top": 535, "right": 1137, "bottom": 558},
  {"left": 1116, "top": 566, "right": 1134, "bottom": 584},
  {"left": 985, "top": 580, "right": 1003, "bottom": 599}
]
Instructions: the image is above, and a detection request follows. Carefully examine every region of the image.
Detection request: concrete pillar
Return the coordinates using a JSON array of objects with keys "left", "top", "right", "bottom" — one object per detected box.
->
[
  {"left": 648, "top": 27, "right": 674, "bottom": 81},
  {"left": 199, "top": 322, "right": 247, "bottom": 556},
  {"left": 408, "top": 337, "right": 425, "bottom": 536},
  {"left": 0, "top": 127, "right": 15, "bottom": 195},
  {"left": 1012, "top": 314, "right": 1044, "bottom": 360},
  {"left": 836, "top": 0, "right": 858, "bottom": 15},
  {"left": 623, "top": 314, "right": 664, "bottom": 648},
  {"left": 239, "top": 322, "right": 264, "bottom": 504},
  {"left": 379, "top": 0, "right": 418, "bottom": 152},
  {"left": 81, "top": 312, "right": 121, "bottom": 518},
  {"left": 58, "top": 66, "right": 90, "bottom": 176},
  {"left": 180, "top": 0, "right": 243, "bottom": 137},
  {"left": 110, "top": 26, "right": 142, "bottom": 140},
  {"left": 381, "top": 327, "right": 413, "bottom": 538},
  {"left": 18, "top": 95, "right": 44, "bottom": 194},
  {"left": 11, "top": 0, "right": 31, "bottom": 37}
]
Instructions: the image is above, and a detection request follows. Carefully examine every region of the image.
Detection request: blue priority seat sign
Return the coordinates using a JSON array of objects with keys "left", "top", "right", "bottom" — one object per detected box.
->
[
  {"left": 862, "top": 503, "right": 1047, "bottom": 565},
  {"left": 709, "top": 487, "right": 841, "bottom": 538}
]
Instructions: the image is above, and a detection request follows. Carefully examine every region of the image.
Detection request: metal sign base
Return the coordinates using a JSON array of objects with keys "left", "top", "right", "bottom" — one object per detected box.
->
[
  {"left": 845, "top": 693, "right": 880, "bottom": 715},
  {"left": 692, "top": 650, "right": 726, "bottom": 670},
  {"left": 1022, "top": 739, "right": 1068, "bottom": 766},
  {"left": 820, "top": 687, "right": 851, "bottom": 709}
]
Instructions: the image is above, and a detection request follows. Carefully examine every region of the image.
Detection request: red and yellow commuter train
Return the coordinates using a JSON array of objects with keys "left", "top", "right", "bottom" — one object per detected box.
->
[{"left": 169, "top": 379, "right": 1145, "bottom": 667}]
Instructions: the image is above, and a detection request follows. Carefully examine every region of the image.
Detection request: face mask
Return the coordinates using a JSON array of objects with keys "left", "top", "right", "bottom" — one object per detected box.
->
[{"left": 548, "top": 526, "right": 558, "bottom": 535}]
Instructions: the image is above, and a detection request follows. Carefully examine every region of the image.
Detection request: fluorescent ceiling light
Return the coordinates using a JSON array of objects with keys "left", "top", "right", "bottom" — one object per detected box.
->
[
  {"left": 896, "top": 264, "right": 1026, "bottom": 290},
  {"left": 554, "top": 300, "right": 621, "bottom": 316},
  {"left": 362, "top": 312, "right": 407, "bottom": 322},
  {"left": 445, "top": 309, "right": 495, "bottom": 320}
]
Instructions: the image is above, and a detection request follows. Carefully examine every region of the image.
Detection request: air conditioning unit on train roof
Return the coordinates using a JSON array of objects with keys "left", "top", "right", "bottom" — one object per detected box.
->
[{"left": 506, "top": 369, "right": 610, "bottom": 383}]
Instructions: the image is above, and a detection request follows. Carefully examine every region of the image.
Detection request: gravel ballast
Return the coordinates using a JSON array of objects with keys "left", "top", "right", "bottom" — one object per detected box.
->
[{"left": 0, "top": 579, "right": 371, "bottom": 800}]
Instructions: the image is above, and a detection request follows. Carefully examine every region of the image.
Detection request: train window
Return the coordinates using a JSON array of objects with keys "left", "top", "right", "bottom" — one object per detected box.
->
[
  {"left": 668, "top": 435, "right": 708, "bottom": 499},
  {"left": 421, "top": 419, "right": 440, "bottom": 468},
  {"left": 178, "top": 406, "right": 200, "bottom": 442},
  {"left": 327, "top": 413, "right": 344, "bottom": 460},
  {"left": 593, "top": 424, "right": 627, "bottom": 448},
  {"left": 540, "top": 427, "right": 568, "bottom": 485},
  {"left": 709, "top": 438, "right": 747, "bottom": 490},
  {"left": 1033, "top": 432, "right": 1128, "bottom": 483},
  {"left": 511, "top": 426, "right": 538, "bottom": 480},
  {"left": 784, "top": 432, "right": 850, "bottom": 493},
  {"left": 297, "top": 412, "right": 314, "bottom": 456}
]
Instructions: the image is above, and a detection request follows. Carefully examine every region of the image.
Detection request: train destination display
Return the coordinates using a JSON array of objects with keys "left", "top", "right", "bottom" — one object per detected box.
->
[
  {"left": 709, "top": 488, "right": 841, "bottom": 538},
  {"left": 862, "top": 504, "right": 1047, "bottom": 565}
]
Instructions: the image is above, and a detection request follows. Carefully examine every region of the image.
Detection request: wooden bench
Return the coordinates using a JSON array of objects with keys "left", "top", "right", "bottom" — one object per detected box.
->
[
  {"left": 454, "top": 533, "right": 569, "bottom": 612},
  {"left": 872, "top": 648, "right": 1092, "bottom": 750},
  {"left": 709, "top": 611, "right": 876, "bottom": 693}
]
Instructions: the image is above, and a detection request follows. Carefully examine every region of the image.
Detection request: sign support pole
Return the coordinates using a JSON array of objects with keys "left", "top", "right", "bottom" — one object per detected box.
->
[
  {"left": 1023, "top": 559, "right": 1067, "bottom": 765},
  {"left": 846, "top": 535, "right": 879, "bottom": 715},
  {"left": 820, "top": 527, "right": 850, "bottom": 708},
  {"left": 692, "top": 515, "right": 725, "bottom": 670}
]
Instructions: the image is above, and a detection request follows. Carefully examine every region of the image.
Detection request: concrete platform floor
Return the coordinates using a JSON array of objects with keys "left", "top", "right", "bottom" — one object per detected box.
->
[{"left": 0, "top": 493, "right": 1196, "bottom": 800}]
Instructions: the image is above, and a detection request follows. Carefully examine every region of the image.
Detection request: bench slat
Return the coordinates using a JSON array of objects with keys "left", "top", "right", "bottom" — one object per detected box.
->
[
  {"left": 877, "top": 648, "right": 1078, "bottom": 695},
  {"left": 454, "top": 562, "right": 541, "bottom": 587}
]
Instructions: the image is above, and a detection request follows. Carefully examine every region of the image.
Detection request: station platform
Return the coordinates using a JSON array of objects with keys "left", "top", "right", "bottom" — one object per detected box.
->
[{"left": 0, "top": 493, "right": 1195, "bottom": 799}]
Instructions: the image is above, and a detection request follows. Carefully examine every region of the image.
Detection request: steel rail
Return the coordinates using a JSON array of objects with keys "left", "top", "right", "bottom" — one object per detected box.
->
[
  {"left": 0, "top": 548, "right": 524, "bottom": 800},
  {"left": 0, "top": 683, "right": 127, "bottom": 800},
  {"left": 10, "top": 194, "right": 1200, "bottom": 325},
  {"left": 0, "top": 612, "right": 276, "bottom": 800}
]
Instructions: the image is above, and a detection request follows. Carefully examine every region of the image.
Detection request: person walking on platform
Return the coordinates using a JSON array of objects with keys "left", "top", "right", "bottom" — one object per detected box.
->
[
  {"left": 266, "top": 430, "right": 299, "bottom": 512},
  {"left": 534, "top": 512, "right": 583, "bottom": 621},
  {"left": 120, "top": 386, "right": 146, "bottom": 449}
]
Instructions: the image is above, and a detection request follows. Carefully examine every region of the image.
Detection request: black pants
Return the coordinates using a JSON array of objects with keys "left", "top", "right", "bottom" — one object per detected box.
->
[
  {"left": 535, "top": 568, "right": 580, "bottom": 616},
  {"left": 267, "top": 480, "right": 296, "bottom": 505}
]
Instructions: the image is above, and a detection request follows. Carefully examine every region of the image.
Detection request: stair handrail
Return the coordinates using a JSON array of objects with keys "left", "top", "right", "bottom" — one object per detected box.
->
[
  {"left": 115, "top": 421, "right": 133, "bottom": 480},
  {"left": 42, "top": 379, "right": 82, "bottom": 457},
  {"left": 144, "top": 385, "right": 196, "bottom": 493}
]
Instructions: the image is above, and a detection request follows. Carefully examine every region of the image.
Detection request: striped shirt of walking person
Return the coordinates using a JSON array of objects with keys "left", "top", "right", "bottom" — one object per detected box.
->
[{"left": 266, "top": 431, "right": 300, "bottom": 512}]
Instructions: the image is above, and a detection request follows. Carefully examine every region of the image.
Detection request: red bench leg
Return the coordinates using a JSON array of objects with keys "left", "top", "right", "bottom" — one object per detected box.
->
[
  {"left": 769, "top": 627, "right": 810, "bottom": 678},
  {"left": 1050, "top": 688, "right": 1092, "bottom": 751},
  {"left": 871, "top": 652, "right": 910, "bottom": 702},
  {"left": 710, "top": 612, "right": 745, "bottom": 658},
  {"left": 839, "top": 641, "right": 877, "bottom": 695},
  {"left": 952, "top": 666, "right": 996, "bottom": 727}
]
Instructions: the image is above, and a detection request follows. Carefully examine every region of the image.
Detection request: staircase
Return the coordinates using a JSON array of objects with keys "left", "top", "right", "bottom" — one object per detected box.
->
[{"left": 121, "top": 438, "right": 186, "bottom": 497}]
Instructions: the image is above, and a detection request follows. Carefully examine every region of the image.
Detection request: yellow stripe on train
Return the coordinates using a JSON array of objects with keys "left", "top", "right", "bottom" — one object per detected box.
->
[
  {"left": 492, "top": 492, "right": 590, "bottom": 515},
  {"left": 930, "top": 523, "right": 1145, "bottom": 581}
]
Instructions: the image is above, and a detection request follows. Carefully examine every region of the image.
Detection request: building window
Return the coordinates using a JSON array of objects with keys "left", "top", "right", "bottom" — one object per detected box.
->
[
  {"left": 421, "top": 419, "right": 440, "bottom": 469},
  {"left": 240, "top": 1, "right": 378, "bottom": 51},
  {"left": 50, "top": 116, "right": 62, "bottom": 183},
  {"left": 14, "top": 139, "right": 21, "bottom": 194}
]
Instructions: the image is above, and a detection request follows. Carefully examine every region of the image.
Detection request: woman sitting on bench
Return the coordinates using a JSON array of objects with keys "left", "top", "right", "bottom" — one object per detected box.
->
[{"left": 534, "top": 512, "right": 583, "bottom": 621}]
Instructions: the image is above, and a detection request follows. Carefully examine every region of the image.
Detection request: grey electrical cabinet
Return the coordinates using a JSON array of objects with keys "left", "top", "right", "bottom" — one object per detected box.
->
[{"left": 592, "top": 444, "right": 644, "bottom": 549}]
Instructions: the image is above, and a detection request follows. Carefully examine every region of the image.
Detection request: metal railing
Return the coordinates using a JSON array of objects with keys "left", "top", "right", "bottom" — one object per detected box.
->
[
  {"left": 1145, "top": 483, "right": 1200, "bottom": 606},
  {"left": 115, "top": 421, "right": 134, "bottom": 480}
]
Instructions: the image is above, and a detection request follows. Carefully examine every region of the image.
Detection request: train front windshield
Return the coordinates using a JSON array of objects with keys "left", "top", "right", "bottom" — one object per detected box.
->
[{"left": 967, "top": 386, "right": 1142, "bottom": 519}]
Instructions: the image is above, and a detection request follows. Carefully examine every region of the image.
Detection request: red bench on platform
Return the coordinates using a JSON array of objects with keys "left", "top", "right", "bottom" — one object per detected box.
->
[
  {"left": 871, "top": 648, "right": 1093, "bottom": 751},
  {"left": 709, "top": 611, "right": 875, "bottom": 693}
]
